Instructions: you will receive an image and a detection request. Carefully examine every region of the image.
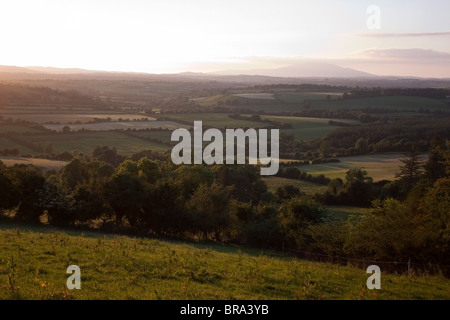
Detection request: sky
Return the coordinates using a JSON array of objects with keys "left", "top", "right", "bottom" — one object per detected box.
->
[{"left": 0, "top": 0, "right": 449, "bottom": 77}]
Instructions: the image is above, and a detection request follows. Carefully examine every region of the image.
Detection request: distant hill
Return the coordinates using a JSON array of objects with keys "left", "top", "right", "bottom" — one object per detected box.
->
[
  {"left": 0, "top": 65, "right": 38, "bottom": 73},
  {"left": 25, "top": 66, "right": 103, "bottom": 74},
  {"left": 211, "top": 62, "right": 376, "bottom": 78}
]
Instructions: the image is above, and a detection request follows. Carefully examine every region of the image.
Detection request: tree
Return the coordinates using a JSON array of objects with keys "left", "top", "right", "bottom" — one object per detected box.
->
[
  {"left": 105, "top": 173, "right": 144, "bottom": 225},
  {"left": 62, "top": 125, "right": 70, "bottom": 134},
  {"left": 92, "top": 146, "right": 125, "bottom": 167},
  {"left": 276, "top": 185, "right": 301, "bottom": 201},
  {"left": 188, "top": 182, "right": 234, "bottom": 241},
  {"left": 141, "top": 180, "right": 186, "bottom": 235},
  {"left": 319, "top": 140, "right": 331, "bottom": 157},
  {"left": 395, "top": 148, "right": 424, "bottom": 196},
  {"left": 215, "top": 165, "right": 267, "bottom": 204},
  {"left": 279, "top": 197, "right": 325, "bottom": 249},
  {"left": 0, "top": 163, "right": 16, "bottom": 211},
  {"left": 8, "top": 165, "right": 46, "bottom": 223},
  {"left": 423, "top": 136, "right": 446, "bottom": 182},
  {"left": 38, "top": 182, "right": 72, "bottom": 226},
  {"left": 355, "top": 138, "right": 369, "bottom": 154},
  {"left": 343, "top": 169, "right": 374, "bottom": 206}
]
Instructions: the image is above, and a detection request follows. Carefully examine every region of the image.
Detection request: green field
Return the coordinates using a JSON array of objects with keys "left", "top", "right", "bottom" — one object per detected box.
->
[
  {"left": 43, "top": 120, "right": 188, "bottom": 132},
  {"left": 161, "top": 113, "right": 359, "bottom": 141},
  {"left": 275, "top": 92, "right": 343, "bottom": 102},
  {"left": 0, "top": 156, "right": 68, "bottom": 171},
  {"left": 0, "top": 113, "right": 155, "bottom": 124},
  {"left": 298, "top": 153, "right": 410, "bottom": 182},
  {"left": 0, "top": 224, "right": 448, "bottom": 300},
  {"left": 199, "top": 94, "right": 450, "bottom": 115},
  {"left": 0, "top": 137, "right": 36, "bottom": 154},
  {"left": 161, "top": 113, "right": 268, "bottom": 129},
  {"left": 25, "top": 131, "right": 170, "bottom": 156},
  {"left": 262, "top": 116, "right": 359, "bottom": 140},
  {"left": 263, "top": 176, "right": 328, "bottom": 195},
  {"left": 0, "top": 125, "right": 47, "bottom": 134}
]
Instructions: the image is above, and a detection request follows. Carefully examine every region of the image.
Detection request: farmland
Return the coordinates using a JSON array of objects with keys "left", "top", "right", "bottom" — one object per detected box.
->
[
  {"left": 263, "top": 176, "right": 328, "bottom": 195},
  {"left": 27, "top": 131, "right": 170, "bottom": 155},
  {"left": 160, "top": 113, "right": 268, "bottom": 129},
  {"left": 194, "top": 93, "right": 450, "bottom": 115},
  {"left": 0, "top": 224, "right": 448, "bottom": 300},
  {"left": 0, "top": 113, "right": 156, "bottom": 124},
  {"left": 0, "top": 156, "right": 67, "bottom": 171},
  {"left": 43, "top": 120, "right": 189, "bottom": 132},
  {"left": 262, "top": 115, "right": 359, "bottom": 140},
  {"left": 296, "top": 153, "right": 410, "bottom": 182}
]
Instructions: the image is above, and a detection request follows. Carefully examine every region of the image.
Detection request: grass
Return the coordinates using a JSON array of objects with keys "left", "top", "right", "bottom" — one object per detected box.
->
[
  {"left": 275, "top": 92, "right": 343, "bottom": 102},
  {"left": 207, "top": 94, "right": 450, "bottom": 115},
  {"left": 0, "top": 224, "right": 448, "bottom": 300},
  {"left": 25, "top": 131, "right": 170, "bottom": 156},
  {"left": 0, "top": 125, "right": 46, "bottom": 134},
  {"left": 263, "top": 176, "right": 328, "bottom": 195},
  {"left": 262, "top": 116, "right": 359, "bottom": 140},
  {"left": 160, "top": 113, "right": 268, "bottom": 129},
  {"left": 298, "top": 153, "right": 410, "bottom": 182},
  {"left": 0, "top": 113, "right": 155, "bottom": 124},
  {"left": 43, "top": 121, "right": 188, "bottom": 132},
  {"left": 0, "top": 156, "right": 68, "bottom": 171},
  {"left": 0, "top": 137, "right": 36, "bottom": 155}
]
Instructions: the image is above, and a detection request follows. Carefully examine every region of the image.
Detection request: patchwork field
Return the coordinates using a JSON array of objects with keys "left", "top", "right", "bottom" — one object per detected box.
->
[
  {"left": 233, "top": 93, "right": 276, "bottom": 100},
  {"left": 23, "top": 131, "right": 170, "bottom": 156},
  {"left": 0, "top": 124, "right": 48, "bottom": 134},
  {"left": 160, "top": 113, "right": 268, "bottom": 129},
  {"left": 298, "top": 153, "right": 417, "bottom": 182},
  {"left": 43, "top": 120, "right": 189, "bottom": 132},
  {"left": 263, "top": 176, "right": 328, "bottom": 195},
  {"left": 0, "top": 113, "right": 156, "bottom": 124},
  {"left": 0, "top": 156, "right": 68, "bottom": 171},
  {"left": 199, "top": 94, "right": 450, "bottom": 115},
  {"left": 262, "top": 116, "right": 360, "bottom": 140},
  {"left": 0, "top": 224, "right": 448, "bottom": 300}
]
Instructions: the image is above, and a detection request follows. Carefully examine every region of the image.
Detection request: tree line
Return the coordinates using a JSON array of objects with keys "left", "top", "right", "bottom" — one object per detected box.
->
[{"left": 0, "top": 141, "right": 449, "bottom": 275}]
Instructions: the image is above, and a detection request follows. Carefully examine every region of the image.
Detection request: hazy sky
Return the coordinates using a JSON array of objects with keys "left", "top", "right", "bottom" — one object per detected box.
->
[{"left": 0, "top": 0, "right": 449, "bottom": 77}]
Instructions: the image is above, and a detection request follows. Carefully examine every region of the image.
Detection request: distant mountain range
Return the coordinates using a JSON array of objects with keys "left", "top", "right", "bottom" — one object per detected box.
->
[
  {"left": 0, "top": 62, "right": 375, "bottom": 78},
  {"left": 0, "top": 65, "right": 107, "bottom": 74},
  {"left": 210, "top": 62, "right": 376, "bottom": 78}
]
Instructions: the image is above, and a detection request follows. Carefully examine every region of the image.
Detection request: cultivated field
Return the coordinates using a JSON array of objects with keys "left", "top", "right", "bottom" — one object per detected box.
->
[
  {"left": 44, "top": 120, "right": 189, "bottom": 132},
  {"left": 23, "top": 131, "right": 170, "bottom": 156},
  {"left": 299, "top": 153, "right": 414, "bottom": 181},
  {"left": 233, "top": 93, "right": 276, "bottom": 100},
  {"left": 0, "top": 113, "right": 156, "bottom": 124},
  {"left": 0, "top": 156, "right": 68, "bottom": 171},
  {"left": 160, "top": 113, "right": 268, "bottom": 129},
  {"left": 263, "top": 176, "right": 328, "bottom": 195},
  {"left": 197, "top": 94, "right": 450, "bottom": 115},
  {"left": 262, "top": 115, "right": 359, "bottom": 140},
  {"left": 0, "top": 224, "right": 448, "bottom": 300}
]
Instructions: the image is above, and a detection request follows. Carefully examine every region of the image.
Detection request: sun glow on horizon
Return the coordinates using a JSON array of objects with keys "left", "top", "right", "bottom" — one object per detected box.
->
[{"left": 0, "top": 0, "right": 449, "bottom": 77}]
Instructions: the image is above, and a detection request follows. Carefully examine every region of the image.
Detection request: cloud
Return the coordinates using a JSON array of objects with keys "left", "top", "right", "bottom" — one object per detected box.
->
[
  {"left": 355, "top": 31, "right": 450, "bottom": 38},
  {"left": 356, "top": 48, "right": 450, "bottom": 61}
]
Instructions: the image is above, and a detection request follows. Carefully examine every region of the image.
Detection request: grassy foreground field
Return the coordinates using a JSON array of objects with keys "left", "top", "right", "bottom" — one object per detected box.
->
[{"left": 0, "top": 224, "right": 448, "bottom": 300}]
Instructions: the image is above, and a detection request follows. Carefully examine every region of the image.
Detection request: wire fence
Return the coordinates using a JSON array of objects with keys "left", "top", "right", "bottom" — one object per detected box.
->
[{"left": 284, "top": 247, "right": 450, "bottom": 275}]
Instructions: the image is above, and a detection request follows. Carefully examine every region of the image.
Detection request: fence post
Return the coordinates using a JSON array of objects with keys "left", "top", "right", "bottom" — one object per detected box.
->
[{"left": 408, "top": 258, "right": 411, "bottom": 275}]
